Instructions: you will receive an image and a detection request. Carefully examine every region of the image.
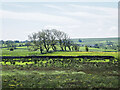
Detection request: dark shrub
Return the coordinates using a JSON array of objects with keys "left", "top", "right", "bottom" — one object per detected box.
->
[
  {"left": 10, "top": 48, "right": 14, "bottom": 51},
  {"left": 85, "top": 45, "right": 88, "bottom": 52}
]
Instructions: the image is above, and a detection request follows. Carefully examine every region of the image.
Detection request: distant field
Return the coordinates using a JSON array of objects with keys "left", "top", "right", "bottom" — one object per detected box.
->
[
  {"left": 0, "top": 46, "right": 119, "bottom": 59},
  {"left": 72, "top": 37, "right": 118, "bottom": 45}
]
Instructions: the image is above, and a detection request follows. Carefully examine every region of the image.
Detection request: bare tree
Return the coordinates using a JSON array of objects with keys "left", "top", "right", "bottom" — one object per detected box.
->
[
  {"left": 66, "top": 39, "right": 73, "bottom": 51},
  {"left": 37, "top": 31, "right": 44, "bottom": 53},
  {"left": 62, "top": 33, "right": 71, "bottom": 51},
  {"left": 28, "top": 29, "right": 73, "bottom": 53},
  {"left": 54, "top": 30, "right": 65, "bottom": 51},
  {"left": 40, "top": 30, "right": 51, "bottom": 53},
  {"left": 50, "top": 29, "right": 57, "bottom": 51},
  {"left": 55, "top": 31, "right": 72, "bottom": 51},
  {"left": 28, "top": 32, "right": 44, "bottom": 53},
  {"left": 72, "top": 44, "right": 79, "bottom": 51}
]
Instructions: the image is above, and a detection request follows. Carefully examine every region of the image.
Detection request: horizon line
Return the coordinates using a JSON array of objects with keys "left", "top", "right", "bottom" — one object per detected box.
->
[{"left": 0, "top": 36, "right": 119, "bottom": 41}]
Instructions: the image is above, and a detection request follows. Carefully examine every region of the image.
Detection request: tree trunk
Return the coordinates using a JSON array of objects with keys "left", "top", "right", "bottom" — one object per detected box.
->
[
  {"left": 59, "top": 40, "right": 64, "bottom": 51},
  {"left": 68, "top": 46, "right": 71, "bottom": 51},
  {"left": 52, "top": 45, "right": 56, "bottom": 51},
  {"left": 40, "top": 46, "right": 43, "bottom": 54},
  {"left": 64, "top": 46, "right": 66, "bottom": 51},
  {"left": 60, "top": 46, "right": 64, "bottom": 51},
  {"left": 46, "top": 48, "right": 49, "bottom": 52}
]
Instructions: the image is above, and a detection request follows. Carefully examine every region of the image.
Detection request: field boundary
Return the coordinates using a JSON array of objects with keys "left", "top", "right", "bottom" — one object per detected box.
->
[
  {"left": 0, "top": 56, "right": 115, "bottom": 59},
  {"left": 1, "top": 56, "right": 118, "bottom": 66}
]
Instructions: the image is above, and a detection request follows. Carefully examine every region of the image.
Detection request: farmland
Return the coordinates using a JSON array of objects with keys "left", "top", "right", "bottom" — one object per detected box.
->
[
  {"left": 0, "top": 37, "right": 120, "bottom": 89},
  {"left": 1, "top": 46, "right": 119, "bottom": 57}
]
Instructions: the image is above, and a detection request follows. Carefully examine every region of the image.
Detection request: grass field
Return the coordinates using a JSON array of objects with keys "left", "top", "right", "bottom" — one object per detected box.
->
[
  {"left": 1, "top": 46, "right": 119, "bottom": 58},
  {"left": 2, "top": 68, "right": 119, "bottom": 88},
  {"left": 2, "top": 61, "right": 119, "bottom": 88},
  {"left": 1, "top": 45, "right": 119, "bottom": 89},
  {"left": 72, "top": 37, "right": 118, "bottom": 45}
]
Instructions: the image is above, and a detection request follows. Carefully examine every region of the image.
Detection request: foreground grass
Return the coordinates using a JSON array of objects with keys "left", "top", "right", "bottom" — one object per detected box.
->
[
  {"left": 2, "top": 64, "right": 119, "bottom": 88},
  {"left": 2, "top": 70, "right": 119, "bottom": 88}
]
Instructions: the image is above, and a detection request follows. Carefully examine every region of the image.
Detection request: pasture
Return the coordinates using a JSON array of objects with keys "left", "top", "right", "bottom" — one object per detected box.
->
[
  {"left": 1, "top": 46, "right": 119, "bottom": 57},
  {"left": 1, "top": 45, "right": 119, "bottom": 89}
]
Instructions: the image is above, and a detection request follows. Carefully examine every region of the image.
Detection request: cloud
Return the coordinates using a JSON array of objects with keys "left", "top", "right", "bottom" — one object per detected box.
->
[
  {"left": 0, "top": 10, "right": 2, "bottom": 18},
  {"left": 1, "top": 0, "right": 119, "bottom": 2},
  {"left": 43, "top": 4, "right": 64, "bottom": 11},
  {"left": 109, "top": 26, "right": 118, "bottom": 31},
  {"left": 43, "top": 25, "right": 63, "bottom": 30},
  {"left": 3, "top": 3, "right": 30, "bottom": 8},
  {"left": 64, "top": 11, "right": 117, "bottom": 19},
  {"left": 1, "top": 10, "right": 80, "bottom": 24},
  {"left": 1, "top": 3, "right": 118, "bottom": 40},
  {"left": 10, "top": 4, "right": 29, "bottom": 8},
  {"left": 42, "top": 4, "right": 117, "bottom": 19},
  {"left": 65, "top": 4, "right": 117, "bottom": 19},
  {"left": 69, "top": 4, "right": 117, "bottom": 13}
]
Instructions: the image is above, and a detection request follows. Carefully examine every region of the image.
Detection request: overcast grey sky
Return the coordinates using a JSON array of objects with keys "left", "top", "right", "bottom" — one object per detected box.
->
[{"left": 0, "top": 0, "right": 118, "bottom": 41}]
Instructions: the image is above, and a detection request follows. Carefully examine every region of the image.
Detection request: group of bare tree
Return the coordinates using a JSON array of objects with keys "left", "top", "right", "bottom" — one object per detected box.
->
[{"left": 28, "top": 29, "right": 79, "bottom": 53}]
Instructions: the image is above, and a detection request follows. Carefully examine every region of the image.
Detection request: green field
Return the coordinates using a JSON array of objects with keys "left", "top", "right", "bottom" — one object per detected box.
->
[
  {"left": 1, "top": 46, "right": 119, "bottom": 58},
  {"left": 2, "top": 68, "right": 119, "bottom": 88},
  {"left": 1, "top": 38, "right": 120, "bottom": 89},
  {"left": 72, "top": 37, "right": 118, "bottom": 45}
]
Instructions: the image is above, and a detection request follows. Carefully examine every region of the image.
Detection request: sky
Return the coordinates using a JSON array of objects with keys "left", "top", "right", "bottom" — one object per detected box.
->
[{"left": 0, "top": 1, "right": 118, "bottom": 41}]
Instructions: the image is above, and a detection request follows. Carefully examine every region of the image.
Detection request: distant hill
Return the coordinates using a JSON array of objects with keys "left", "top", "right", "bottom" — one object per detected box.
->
[
  {"left": 71, "top": 37, "right": 118, "bottom": 50},
  {"left": 71, "top": 37, "right": 118, "bottom": 44}
]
